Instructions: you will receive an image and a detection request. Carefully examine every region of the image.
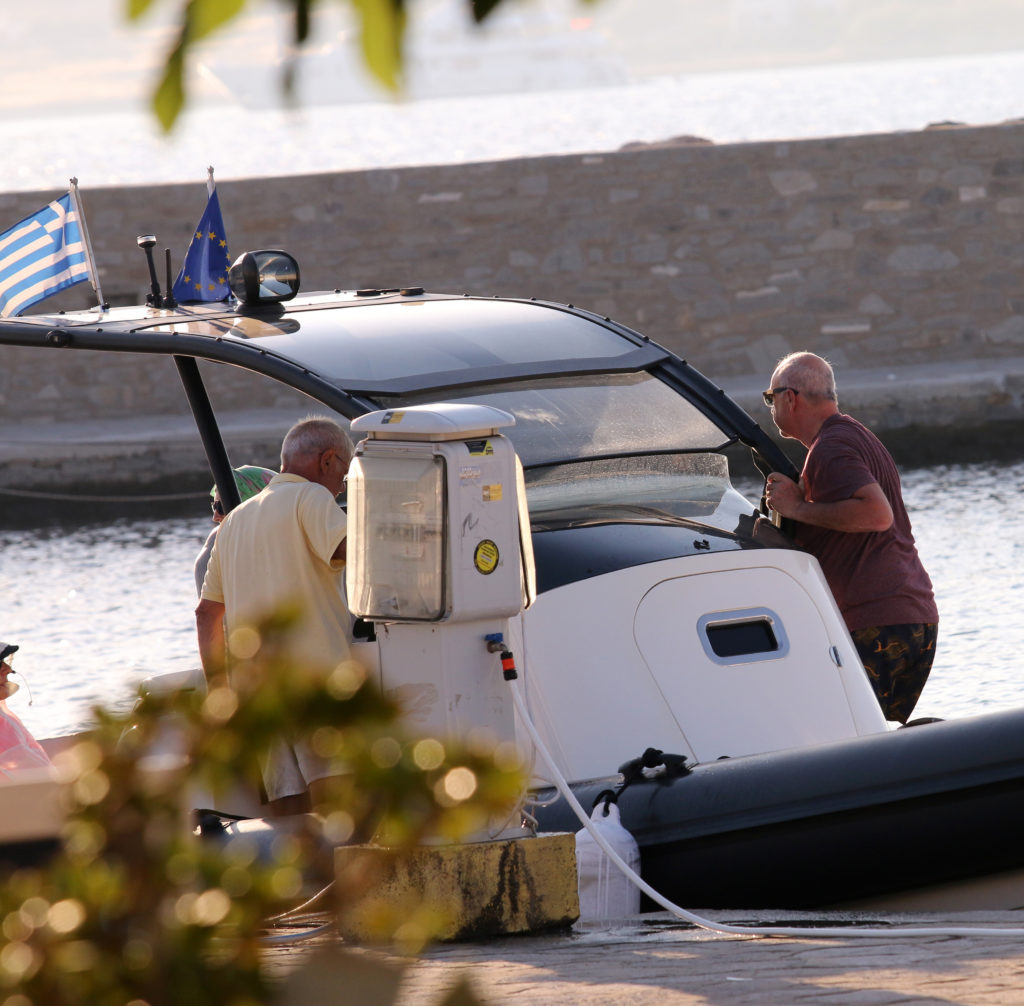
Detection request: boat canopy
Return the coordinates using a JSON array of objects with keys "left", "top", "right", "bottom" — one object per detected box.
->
[
  {"left": 0, "top": 285, "right": 798, "bottom": 506},
  {"left": 143, "top": 295, "right": 671, "bottom": 397}
]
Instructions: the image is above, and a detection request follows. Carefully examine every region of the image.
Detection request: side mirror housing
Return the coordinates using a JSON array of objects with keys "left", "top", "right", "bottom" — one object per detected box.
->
[{"left": 228, "top": 250, "right": 300, "bottom": 306}]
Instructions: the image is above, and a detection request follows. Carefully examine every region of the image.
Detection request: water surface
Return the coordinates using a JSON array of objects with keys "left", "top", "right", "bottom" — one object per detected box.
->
[
  {"left": 6, "top": 50, "right": 1024, "bottom": 193},
  {"left": 2, "top": 459, "right": 1021, "bottom": 739}
]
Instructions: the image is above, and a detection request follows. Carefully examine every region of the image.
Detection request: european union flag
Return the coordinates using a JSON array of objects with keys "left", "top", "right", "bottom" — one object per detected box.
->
[
  {"left": 172, "top": 187, "right": 231, "bottom": 303},
  {"left": 0, "top": 193, "right": 90, "bottom": 317}
]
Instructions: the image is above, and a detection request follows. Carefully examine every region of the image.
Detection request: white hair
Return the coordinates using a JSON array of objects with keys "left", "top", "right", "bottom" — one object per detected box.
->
[{"left": 280, "top": 416, "right": 350, "bottom": 466}]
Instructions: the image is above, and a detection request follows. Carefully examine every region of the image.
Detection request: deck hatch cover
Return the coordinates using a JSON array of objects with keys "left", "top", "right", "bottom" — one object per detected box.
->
[{"left": 698, "top": 607, "right": 790, "bottom": 665}]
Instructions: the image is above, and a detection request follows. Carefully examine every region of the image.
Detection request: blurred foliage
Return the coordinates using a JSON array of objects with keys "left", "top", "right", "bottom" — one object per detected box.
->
[
  {"left": 127, "top": 0, "right": 598, "bottom": 132},
  {"left": 0, "top": 609, "right": 524, "bottom": 1004}
]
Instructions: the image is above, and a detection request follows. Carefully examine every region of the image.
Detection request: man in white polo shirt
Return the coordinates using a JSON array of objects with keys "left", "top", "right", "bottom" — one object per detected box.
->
[{"left": 196, "top": 416, "right": 353, "bottom": 815}]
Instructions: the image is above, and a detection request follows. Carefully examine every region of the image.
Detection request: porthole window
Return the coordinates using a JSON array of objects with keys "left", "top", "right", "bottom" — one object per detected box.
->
[{"left": 697, "top": 608, "right": 790, "bottom": 665}]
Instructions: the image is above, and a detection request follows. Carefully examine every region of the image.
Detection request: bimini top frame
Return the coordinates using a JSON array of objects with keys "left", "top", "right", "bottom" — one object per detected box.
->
[{"left": 0, "top": 288, "right": 797, "bottom": 514}]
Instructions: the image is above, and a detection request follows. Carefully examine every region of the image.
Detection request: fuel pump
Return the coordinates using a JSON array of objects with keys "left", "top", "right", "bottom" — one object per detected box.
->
[
  {"left": 340, "top": 403, "right": 579, "bottom": 934},
  {"left": 347, "top": 403, "right": 534, "bottom": 819}
]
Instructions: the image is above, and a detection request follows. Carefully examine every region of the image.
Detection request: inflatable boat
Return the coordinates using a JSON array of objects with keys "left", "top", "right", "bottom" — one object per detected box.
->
[{"left": 2, "top": 246, "right": 1023, "bottom": 910}]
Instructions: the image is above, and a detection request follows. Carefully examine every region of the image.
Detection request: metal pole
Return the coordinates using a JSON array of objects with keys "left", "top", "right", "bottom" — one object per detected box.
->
[
  {"left": 68, "top": 178, "right": 105, "bottom": 310},
  {"left": 173, "top": 355, "right": 241, "bottom": 512}
]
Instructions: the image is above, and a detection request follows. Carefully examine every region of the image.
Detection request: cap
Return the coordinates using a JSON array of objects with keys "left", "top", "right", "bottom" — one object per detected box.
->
[{"left": 210, "top": 465, "right": 276, "bottom": 503}]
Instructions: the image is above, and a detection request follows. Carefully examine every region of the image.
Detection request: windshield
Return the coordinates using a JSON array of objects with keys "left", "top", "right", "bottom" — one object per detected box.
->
[
  {"left": 385, "top": 371, "right": 755, "bottom": 531},
  {"left": 393, "top": 372, "right": 729, "bottom": 467},
  {"left": 525, "top": 453, "right": 742, "bottom": 526}
]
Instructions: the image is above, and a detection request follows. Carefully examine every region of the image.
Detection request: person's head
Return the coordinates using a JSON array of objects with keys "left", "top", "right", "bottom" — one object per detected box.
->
[
  {"left": 0, "top": 642, "right": 17, "bottom": 691},
  {"left": 764, "top": 351, "right": 839, "bottom": 446},
  {"left": 281, "top": 416, "right": 351, "bottom": 496},
  {"left": 210, "top": 465, "right": 276, "bottom": 523}
]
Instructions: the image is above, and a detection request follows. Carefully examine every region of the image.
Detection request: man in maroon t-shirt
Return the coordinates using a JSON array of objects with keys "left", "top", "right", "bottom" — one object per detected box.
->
[{"left": 761, "top": 352, "right": 938, "bottom": 724}]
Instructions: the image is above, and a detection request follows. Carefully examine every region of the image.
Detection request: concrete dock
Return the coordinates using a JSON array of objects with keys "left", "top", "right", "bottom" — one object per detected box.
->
[{"left": 262, "top": 909, "right": 1024, "bottom": 1005}]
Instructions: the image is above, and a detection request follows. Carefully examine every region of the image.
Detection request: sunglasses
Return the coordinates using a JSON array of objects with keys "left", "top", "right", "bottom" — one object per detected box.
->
[{"left": 762, "top": 386, "right": 798, "bottom": 407}]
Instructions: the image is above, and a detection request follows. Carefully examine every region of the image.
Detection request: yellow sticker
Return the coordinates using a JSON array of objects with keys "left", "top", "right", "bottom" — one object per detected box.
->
[
  {"left": 467, "top": 439, "right": 494, "bottom": 456},
  {"left": 381, "top": 410, "right": 405, "bottom": 424},
  {"left": 482, "top": 483, "right": 503, "bottom": 502},
  {"left": 474, "top": 539, "right": 499, "bottom": 575}
]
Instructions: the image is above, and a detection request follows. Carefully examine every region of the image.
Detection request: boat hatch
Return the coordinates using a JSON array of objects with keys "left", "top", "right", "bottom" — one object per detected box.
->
[
  {"left": 698, "top": 608, "right": 790, "bottom": 664},
  {"left": 634, "top": 565, "right": 860, "bottom": 761}
]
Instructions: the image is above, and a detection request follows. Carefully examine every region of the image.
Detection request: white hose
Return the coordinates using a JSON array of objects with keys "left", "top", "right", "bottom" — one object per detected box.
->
[
  {"left": 508, "top": 676, "right": 1024, "bottom": 940},
  {"left": 260, "top": 922, "right": 334, "bottom": 944},
  {"left": 266, "top": 880, "right": 336, "bottom": 922}
]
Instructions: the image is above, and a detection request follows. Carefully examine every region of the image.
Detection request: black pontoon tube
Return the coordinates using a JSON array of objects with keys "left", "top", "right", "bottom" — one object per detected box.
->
[{"left": 494, "top": 640, "right": 1024, "bottom": 940}]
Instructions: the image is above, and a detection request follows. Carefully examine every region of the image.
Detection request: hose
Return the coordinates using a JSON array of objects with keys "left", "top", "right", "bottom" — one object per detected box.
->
[
  {"left": 265, "top": 880, "right": 336, "bottom": 922},
  {"left": 259, "top": 881, "right": 338, "bottom": 943},
  {"left": 260, "top": 922, "right": 334, "bottom": 944},
  {"left": 502, "top": 651, "right": 1024, "bottom": 940}
]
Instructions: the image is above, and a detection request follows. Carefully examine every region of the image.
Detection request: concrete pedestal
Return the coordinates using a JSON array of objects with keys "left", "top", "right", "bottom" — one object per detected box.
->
[{"left": 335, "top": 832, "right": 579, "bottom": 943}]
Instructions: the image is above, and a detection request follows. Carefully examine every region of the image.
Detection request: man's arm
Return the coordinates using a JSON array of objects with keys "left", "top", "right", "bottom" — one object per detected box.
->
[
  {"left": 196, "top": 597, "right": 227, "bottom": 687},
  {"left": 766, "top": 473, "right": 894, "bottom": 533}
]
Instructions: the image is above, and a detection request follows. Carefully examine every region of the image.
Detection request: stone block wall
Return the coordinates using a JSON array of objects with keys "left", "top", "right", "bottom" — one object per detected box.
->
[{"left": 2, "top": 120, "right": 1024, "bottom": 422}]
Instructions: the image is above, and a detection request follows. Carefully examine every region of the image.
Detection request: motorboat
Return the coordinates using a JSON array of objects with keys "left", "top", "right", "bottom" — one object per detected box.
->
[{"left": 2, "top": 248, "right": 1023, "bottom": 911}]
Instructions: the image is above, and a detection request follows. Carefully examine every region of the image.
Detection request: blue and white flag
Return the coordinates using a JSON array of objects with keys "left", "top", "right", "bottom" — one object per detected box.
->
[
  {"left": 172, "top": 185, "right": 231, "bottom": 303},
  {"left": 0, "top": 193, "right": 90, "bottom": 317}
]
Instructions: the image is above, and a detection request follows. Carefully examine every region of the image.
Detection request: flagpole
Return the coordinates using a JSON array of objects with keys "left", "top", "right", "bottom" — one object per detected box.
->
[
  {"left": 207, "top": 165, "right": 215, "bottom": 197},
  {"left": 69, "top": 177, "right": 105, "bottom": 311}
]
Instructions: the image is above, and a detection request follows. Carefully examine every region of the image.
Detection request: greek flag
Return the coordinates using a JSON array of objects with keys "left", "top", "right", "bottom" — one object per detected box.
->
[
  {"left": 0, "top": 193, "right": 90, "bottom": 317},
  {"left": 172, "top": 186, "right": 231, "bottom": 303}
]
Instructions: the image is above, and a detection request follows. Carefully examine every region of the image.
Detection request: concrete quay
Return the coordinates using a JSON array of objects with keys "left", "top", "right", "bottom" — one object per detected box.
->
[{"left": 263, "top": 909, "right": 1024, "bottom": 1005}]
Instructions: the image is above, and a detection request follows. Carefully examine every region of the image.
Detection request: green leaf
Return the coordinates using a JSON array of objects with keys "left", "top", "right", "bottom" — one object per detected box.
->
[
  {"left": 152, "top": 39, "right": 187, "bottom": 133},
  {"left": 353, "top": 0, "right": 407, "bottom": 91},
  {"left": 126, "top": 0, "right": 157, "bottom": 20},
  {"left": 188, "top": 0, "right": 249, "bottom": 42},
  {"left": 468, "top": 0, "right": 503, "bottom": 24},
  {"left": 294, "top": 0, "right": 313, "bottom": 43}
]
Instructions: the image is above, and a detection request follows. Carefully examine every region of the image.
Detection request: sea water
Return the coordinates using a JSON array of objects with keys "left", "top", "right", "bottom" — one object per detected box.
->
[
  {"left": 4, "top": 49, "right": 1024, "bottom": 194},
  {"left": 1, "top": 459, "right": 1022, "bottom": 739}
]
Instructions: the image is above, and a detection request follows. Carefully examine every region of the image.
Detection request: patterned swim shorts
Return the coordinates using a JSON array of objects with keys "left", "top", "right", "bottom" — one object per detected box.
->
[{"left": 849, "top": 623, "right": 939, "bottom": 725}]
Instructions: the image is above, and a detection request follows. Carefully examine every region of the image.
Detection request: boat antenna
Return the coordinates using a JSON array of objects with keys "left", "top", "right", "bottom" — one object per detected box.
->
[
  {"left": 136, "top": 233, "right": 162, "bottom": 306},
  {"left": 163, "top": 247, "right": 177, "bottom": 309}
]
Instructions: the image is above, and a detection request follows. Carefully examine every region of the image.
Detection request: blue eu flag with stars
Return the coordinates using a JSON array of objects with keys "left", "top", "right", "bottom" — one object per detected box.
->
[{"left": 172, "top": 188, "right": 231, "bottom": 303}]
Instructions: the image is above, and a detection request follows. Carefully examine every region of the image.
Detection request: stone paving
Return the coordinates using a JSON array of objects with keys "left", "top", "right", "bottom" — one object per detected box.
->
[{"left": 262, "top": 911, "right": 1024, "bottom": 1005}]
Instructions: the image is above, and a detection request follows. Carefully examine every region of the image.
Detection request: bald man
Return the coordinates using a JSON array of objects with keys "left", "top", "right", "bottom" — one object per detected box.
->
[{"left": 762, "top": 352, "right": 938, "bottom": 724}]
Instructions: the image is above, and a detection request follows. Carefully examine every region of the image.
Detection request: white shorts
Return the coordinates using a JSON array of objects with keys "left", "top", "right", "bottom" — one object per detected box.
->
[{"left": 258, "top": 735, "right": 333, "bottom": 801}]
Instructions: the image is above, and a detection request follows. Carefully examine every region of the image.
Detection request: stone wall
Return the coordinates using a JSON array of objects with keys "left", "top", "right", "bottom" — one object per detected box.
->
[{"left": 2, "top": 120, "right": 1024, "bottom": 424}]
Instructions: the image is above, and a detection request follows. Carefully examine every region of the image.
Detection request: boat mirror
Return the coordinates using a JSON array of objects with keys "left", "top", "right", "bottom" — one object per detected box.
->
[{"left": 228, "top": 249, "right": 301, "bottom": 306}]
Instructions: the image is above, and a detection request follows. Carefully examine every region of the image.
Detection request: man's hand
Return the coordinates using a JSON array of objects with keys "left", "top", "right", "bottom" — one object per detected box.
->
[
  {"left": 764, "top": 472, "right": 804, "bottom": 519},
  {"left": 766, "top": 472, "right": 894, "bottom": 533}
]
